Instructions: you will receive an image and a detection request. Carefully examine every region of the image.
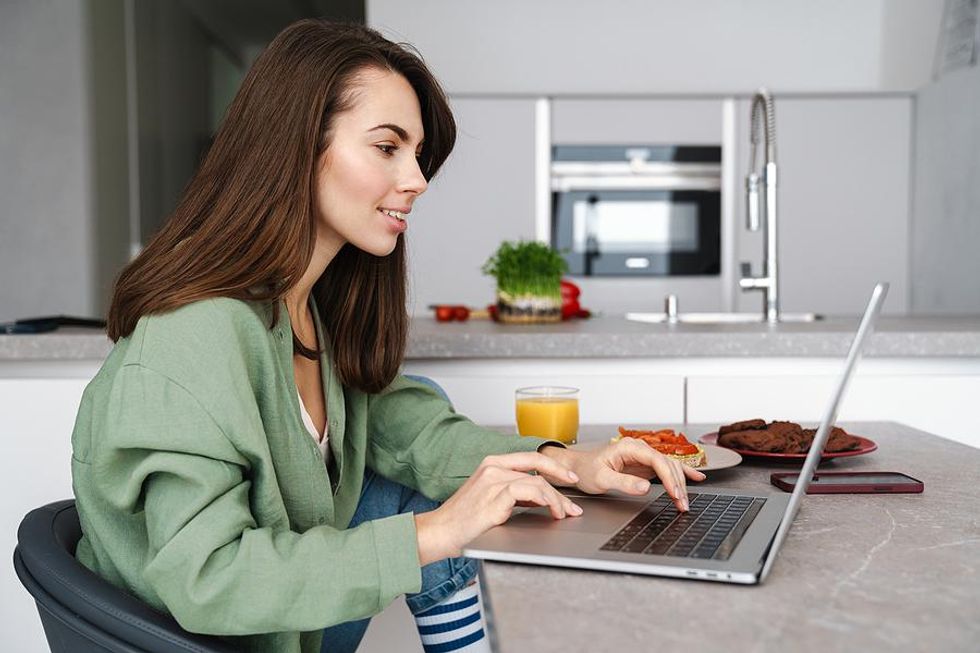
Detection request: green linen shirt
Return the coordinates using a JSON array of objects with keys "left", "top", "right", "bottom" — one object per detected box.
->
[{"left": 71, "top": 297, "right": 555, "bottom": 653}]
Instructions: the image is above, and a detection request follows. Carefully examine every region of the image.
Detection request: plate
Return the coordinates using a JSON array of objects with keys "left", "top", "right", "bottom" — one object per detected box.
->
[
  {"left": 696, "top": 443, "right": 742, "bottom": 471},
  {"left": 698, "top": 432, "right": 877, "bottom": 464}
]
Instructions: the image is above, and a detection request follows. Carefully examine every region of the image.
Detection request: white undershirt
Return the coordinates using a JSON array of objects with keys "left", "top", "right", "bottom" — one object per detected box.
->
[{"left": 298, "top": 389, "right": 329, "bottom": 462}]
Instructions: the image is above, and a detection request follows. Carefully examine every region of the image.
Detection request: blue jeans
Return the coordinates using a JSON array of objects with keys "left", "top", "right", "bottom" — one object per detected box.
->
[{"left": 320, "top": 376, "right": 480, "bottom": 653}]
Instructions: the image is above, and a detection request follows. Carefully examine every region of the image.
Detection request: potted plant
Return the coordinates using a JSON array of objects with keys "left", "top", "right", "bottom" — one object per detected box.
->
[{"left": 481, "top": 240, "right": 568, "bottom": 323}]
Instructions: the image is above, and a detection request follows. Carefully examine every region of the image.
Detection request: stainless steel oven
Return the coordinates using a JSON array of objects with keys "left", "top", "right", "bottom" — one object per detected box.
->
[{"left": 551, "top": 145, "right": 721, "bottom": 276}]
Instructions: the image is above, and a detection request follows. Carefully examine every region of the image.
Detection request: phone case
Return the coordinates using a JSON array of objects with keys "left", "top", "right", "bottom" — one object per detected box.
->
[{"left": 770, "top": 471, "right": 924, "bottom": 494}]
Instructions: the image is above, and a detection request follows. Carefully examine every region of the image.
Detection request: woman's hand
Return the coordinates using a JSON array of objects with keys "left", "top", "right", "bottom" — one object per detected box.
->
[
  {"left": 539, "top": 439, "right": 706, "bottom": 512},
  {"left": 414, "top": 452, "right": 582, "bottom": 565}
]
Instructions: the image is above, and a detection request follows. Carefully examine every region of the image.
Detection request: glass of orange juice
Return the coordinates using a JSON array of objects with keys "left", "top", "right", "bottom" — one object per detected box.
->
[{"left": 515, "top": 386, "right": 580, "bottom": 444}]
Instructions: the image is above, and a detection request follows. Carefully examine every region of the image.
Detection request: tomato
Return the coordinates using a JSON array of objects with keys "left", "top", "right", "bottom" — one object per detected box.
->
[
  {"left": 560, "top": 279, "right": 581, "bottom": 299},
  {"left": 435, "top": 306, "right": 454, "bottom": 322},
  {"left": 453, "top": 306, "right": 470, "bottom": 321},
  {"left": 561, "top": 299, "right": 581, "bottom": 320}
]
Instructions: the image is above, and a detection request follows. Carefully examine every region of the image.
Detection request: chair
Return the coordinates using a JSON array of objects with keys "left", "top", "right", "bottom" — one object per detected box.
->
[{"left": 14, "top": 500, "right": 238, "bottom": 653}]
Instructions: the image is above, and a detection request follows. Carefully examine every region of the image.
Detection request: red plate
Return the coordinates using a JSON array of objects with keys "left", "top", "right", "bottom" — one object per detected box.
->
[{"left": 698, "top": 432, "right": 877, "bottom": 464}]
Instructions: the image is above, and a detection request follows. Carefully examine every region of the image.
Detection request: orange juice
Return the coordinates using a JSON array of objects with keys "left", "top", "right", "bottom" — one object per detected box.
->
[{"left": 515, "top": 397, "right": 579, "bottom": 444}]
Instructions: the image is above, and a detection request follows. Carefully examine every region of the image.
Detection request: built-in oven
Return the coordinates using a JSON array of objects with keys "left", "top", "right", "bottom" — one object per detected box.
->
[{"left": 551, "top": 145, "right": 721, "bottom": 276}]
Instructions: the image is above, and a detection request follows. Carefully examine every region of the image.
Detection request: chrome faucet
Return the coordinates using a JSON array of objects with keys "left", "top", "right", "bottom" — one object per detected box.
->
[{"left": 740, "top": 88, "right": 780, "bottom": 322}]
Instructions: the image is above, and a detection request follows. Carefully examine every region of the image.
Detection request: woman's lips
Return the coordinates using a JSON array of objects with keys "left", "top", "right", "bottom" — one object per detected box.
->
[{"left": 379, "top": 208, "right": 407, "bottom": 233}]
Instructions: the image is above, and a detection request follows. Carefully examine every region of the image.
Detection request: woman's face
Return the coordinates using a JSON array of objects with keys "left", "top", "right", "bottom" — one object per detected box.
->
[{"left": 314, "top": 68, "right": 428, "bottom": 257}]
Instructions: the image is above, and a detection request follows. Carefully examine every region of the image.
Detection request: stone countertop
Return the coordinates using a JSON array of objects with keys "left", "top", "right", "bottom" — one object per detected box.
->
[
  {"left": 480, "top": 422, "right": 980, "bottom": 653},
  {"left": 2, "top": 315, "right": 980, "bottom": 361}
]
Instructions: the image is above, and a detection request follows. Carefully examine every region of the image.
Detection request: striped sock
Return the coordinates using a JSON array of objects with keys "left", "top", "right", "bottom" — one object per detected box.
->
[{"left": 413, "top": 578, "right": 490, "bottom": 653}]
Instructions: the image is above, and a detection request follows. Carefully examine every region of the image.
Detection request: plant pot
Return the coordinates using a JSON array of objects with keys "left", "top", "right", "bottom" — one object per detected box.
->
[{"left": 495, "top": 291, "right": 562, "bottom": 324}]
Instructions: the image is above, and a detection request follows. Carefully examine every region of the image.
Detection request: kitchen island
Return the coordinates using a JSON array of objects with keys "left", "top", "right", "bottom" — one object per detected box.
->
[
  {"left": 3, "top": 314, "right": 979, "bottom": 361},
  {"left": 479, "top": 422, "right": 980, "bottom": 653},
  {"left": 3, "top": 315, "right": 980, "bottom": 447}
]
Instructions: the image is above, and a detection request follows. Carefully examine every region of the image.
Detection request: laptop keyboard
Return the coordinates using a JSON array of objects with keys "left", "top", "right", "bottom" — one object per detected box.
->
[{"left": 599, "top": 492, "right": 766, "bottom": 560}]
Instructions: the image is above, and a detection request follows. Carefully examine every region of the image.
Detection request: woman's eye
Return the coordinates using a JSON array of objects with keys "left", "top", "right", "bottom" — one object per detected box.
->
[{"left": 376, "top": 144, "right": 397, "bottom": 155}]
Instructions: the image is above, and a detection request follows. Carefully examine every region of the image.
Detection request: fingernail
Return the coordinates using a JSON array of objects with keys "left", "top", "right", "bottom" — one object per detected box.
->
[
  {"left": 567, "top": 470, "right": 579, "bottom": 482},
  {"left": 682, "top": 498, "right": 690, "bottom": 511},
  {"left": 635, "top": 480, "right": 649, "bottom": 492},
  {"left": 570, "top": 503, "right": 583, "bottom": 515}
]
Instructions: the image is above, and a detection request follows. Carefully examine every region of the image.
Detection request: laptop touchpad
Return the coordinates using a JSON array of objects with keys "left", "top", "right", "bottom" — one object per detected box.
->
[{"left": 506, "top": 495, "right": 653, "bottom": 534}]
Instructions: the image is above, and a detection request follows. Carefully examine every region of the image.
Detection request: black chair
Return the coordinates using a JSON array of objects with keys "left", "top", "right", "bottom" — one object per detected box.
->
[{"left": 14, "top": 500, "right": 239, "bottom": 653}]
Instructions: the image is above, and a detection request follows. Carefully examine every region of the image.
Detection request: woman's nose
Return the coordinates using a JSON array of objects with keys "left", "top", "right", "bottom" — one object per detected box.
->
[{"left": 398, "top": 158, "right": 428, "bottom": 195}]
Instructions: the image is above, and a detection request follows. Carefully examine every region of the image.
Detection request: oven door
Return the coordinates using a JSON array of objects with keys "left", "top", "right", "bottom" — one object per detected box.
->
[{"left": 553, "top": 189, "right": 720, "bottom": 276}]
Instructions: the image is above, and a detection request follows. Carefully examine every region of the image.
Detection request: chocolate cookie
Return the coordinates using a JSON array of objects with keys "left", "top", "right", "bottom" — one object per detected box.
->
[
  {"left": 718, "top": 428, "right": 791, "bottom": 452},
  {"left": 718, "top": 418, "right": 767, "bottom": 435}
]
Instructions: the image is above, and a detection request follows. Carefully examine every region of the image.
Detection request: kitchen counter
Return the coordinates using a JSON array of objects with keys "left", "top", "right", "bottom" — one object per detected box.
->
[
  {"left": 2, "top": 315, "right": 980, "bottom": 361},
  {"left": 480, "top": 421, "right": 980, "bottom": 652}
]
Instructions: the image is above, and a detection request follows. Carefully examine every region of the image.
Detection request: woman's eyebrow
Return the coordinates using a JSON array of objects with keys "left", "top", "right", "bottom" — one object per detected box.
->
[{"left": 368, "top": 123, "right": 424, "bottom": 146}]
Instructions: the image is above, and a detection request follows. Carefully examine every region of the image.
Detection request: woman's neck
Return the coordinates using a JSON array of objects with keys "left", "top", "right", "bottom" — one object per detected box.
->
[{"left": 284, "top": 232, "right": 343, "bottom": 324}]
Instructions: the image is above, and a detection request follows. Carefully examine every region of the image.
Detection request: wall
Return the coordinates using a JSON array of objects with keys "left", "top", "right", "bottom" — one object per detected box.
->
[
  {"left": 133, "top": 0, "right": 212, "bottom": 243},
  {"left": 368, "top": 0, "right": 942, "bottom": 95},
  {"left": 0, "top": 0, "right": 105, "bottom": 321},
  {"left": 912, "top": 62, "right": 980, "bottom": 314}
]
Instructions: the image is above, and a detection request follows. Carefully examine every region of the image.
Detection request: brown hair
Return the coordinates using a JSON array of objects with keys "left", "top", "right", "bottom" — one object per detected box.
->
[{"left": 107, "top": 20, "right": 456, "bottom": 393}]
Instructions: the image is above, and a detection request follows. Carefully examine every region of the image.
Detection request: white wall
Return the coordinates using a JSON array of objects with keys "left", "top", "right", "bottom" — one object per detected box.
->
[
  {"left": 368, "top": 0, "right": 943, "bottom": 95},
  {"left": 0, "top": 0, "right": 100, "bottom": 322}
]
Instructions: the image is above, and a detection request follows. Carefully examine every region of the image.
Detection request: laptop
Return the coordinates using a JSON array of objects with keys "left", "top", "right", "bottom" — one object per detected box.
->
[{"left": 464, "top": 283, "right": 889, "bottom": 585}]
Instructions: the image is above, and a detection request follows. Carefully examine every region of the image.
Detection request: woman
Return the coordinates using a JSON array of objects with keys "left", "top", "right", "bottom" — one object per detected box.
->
[{"left": 71, "top": 19, "right": 704, "bottom": 653}]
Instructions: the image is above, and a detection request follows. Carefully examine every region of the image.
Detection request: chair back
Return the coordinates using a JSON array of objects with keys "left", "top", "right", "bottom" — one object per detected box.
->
[{"left": 14, "top": 500, "right": 238, "bottom": 652}]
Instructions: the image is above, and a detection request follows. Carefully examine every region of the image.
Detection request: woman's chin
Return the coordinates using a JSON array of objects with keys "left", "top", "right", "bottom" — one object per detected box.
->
[{"left": 352, "top": 236, "right": 399, "bottom": 258}]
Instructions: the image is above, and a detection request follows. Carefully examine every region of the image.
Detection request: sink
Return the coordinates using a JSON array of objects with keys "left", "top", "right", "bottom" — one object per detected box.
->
[{"left": 626, "top": 312, "right": 822, "bottom": 324}]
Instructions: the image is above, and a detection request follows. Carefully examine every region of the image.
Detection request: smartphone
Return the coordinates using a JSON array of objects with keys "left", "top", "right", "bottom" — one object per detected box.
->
[{"left": 770, "top": 471, "right": 923, "bottom": 494}]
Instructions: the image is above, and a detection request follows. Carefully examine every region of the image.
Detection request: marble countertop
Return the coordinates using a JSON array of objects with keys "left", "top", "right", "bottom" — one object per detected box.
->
[
  {"left": 2, "top": 315, "right": 980, "bottom": 361},
  {"left": 480, "top": 421, "right": 980, "bottom": 652}
]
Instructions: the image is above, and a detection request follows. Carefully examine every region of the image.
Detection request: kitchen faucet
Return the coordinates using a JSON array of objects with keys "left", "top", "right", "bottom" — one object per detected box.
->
[{"left": 740, "top": 88, "right": 780, "bottom": 322}]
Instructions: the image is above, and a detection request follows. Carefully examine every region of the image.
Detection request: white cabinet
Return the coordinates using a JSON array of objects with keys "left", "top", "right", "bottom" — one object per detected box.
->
[
  {"left": 551, "top": 98, "right": 724, "bottom": 144},
  {"left": 408, "top": 97, "right": 538, "bottom": 314},
  {"left": 417, "top": 95, "right": 913, "bottom": 317},
  {"left": 1, "top": 378, "right": 91, "bottom": 653},
  {"left": 403, "top": 359, "right": 685, "bottom": 426},
  {"left": 687, "top": 369, "right": 980, "bottom": 449},
  {"left": 406, "top": 357, "right": 980, "bottom": 450},
  {"left": 733, "top": 96, "right": 912, "bottom": 316}
]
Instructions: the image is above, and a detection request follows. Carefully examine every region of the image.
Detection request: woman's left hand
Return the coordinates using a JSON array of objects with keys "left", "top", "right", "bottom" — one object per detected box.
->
[{"left": 539, "top": 439, "right": 706, "bottom": 512}]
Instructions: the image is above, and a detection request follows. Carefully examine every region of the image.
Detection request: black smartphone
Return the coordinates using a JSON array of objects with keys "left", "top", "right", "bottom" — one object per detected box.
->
[{"left": 770, "top": 471, "right": 924, "bottom": 494}]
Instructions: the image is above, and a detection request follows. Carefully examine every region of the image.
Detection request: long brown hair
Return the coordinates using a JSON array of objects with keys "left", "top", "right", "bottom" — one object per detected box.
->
[{"left": 107, "top": 20, "right": 456, "bottom": 393}]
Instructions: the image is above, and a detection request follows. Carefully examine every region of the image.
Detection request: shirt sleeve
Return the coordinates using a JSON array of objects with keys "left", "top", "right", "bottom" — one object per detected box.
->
[
  {"left": 365, "top": 375, "right": 566, "bottom": 500},
  {"left": 93, "top": 365, "right": 422, "bottom": 635}
]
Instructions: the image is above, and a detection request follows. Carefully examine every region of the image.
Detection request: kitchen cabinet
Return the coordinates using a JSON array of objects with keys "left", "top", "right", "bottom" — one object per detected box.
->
[
  {"left": 418, "top": 95, "right": 913, "bottom": 317},
  {"left": 686, "top": 371, "right": 980, "bottom": 448},
  {"left": 404, "top": 357, "right": 980, "bottom": 450},
  {"left": 407, "top": 97, "right": 538, "bottom": 314},
  {"left": 733, "top": 96, "right": 912, "bottom": 316},
  {"left": 404, "top": 359, "right": 685, "bottom": 425},
  {"left": 1, "top": 378, "right": 88, "bottom": 653},
  {"left": 551, "top": 98, "right": 724, "bottom": 145}
]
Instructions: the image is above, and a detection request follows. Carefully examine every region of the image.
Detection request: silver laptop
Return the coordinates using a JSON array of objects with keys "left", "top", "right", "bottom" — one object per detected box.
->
[{"left": 464, "top": 283, "right": 888, "bottom": 585}]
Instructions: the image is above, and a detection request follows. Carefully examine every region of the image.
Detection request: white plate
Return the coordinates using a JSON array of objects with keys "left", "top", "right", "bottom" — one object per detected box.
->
[{"left": 696, "top": 443, "right": 742, "bottom": 471}]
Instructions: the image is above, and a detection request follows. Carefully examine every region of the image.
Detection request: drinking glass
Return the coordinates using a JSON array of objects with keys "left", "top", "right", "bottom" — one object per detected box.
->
[{"left": 515, "top": 386, "right": 580, "bottom": 445}]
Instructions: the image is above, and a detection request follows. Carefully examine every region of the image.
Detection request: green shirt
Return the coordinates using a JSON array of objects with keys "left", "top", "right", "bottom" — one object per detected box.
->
[{"left": 71, "top": 297, "right": 554, "bottom": 653}]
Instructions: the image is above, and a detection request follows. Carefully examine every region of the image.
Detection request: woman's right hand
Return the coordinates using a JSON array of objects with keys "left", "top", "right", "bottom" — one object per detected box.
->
[{"left": 414, "top": 452, "right": 583, "bottom": 566}]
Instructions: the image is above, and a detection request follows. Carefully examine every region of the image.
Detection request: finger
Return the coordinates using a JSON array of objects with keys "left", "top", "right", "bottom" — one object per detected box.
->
[
  {"left": 505, "top": 478, "right": 566, "bottom": 519},
  {"left": 596, "top": 465, "right": 652, "bottom": 496},
  {"left": 684, "top": 465, "right": 707, "bottom": 482},
  {"left": 485, "top": 451, "right": 579, "bottom": 484},
  {"left": 668, "top": 460, "right": 689, "bottom": 510},
  {"left": 617, "top": 442, "right": 688, "bottom": 507}
]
